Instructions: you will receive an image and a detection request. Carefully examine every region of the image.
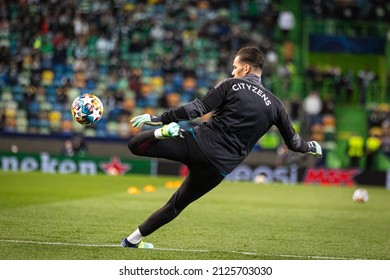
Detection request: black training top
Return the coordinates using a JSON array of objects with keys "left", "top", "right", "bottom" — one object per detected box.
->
[{"left": 154, "top": 74, "right": 310, "bottom": 174}]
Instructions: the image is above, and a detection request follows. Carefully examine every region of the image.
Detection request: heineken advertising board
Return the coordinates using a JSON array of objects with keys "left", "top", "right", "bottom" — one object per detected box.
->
[{"left": 0, "top": 152, "right": 152, "bottom": 176}]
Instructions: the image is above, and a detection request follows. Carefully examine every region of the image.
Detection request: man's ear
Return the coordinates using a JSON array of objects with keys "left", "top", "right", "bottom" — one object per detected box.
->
[{"left": 244, "top": 64, "right": 251, "bottom": 74}]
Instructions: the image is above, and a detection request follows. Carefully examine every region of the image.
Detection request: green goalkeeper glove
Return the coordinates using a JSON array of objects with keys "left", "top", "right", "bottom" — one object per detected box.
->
[
  {"left": 307, "top": 141, "right": 323, "bottom": 158},
  {"left": 130, "top": 114, "right": 163, "bottom": 128}
]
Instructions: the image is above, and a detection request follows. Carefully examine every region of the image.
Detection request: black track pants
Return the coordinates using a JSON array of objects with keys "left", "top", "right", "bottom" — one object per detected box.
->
[{"left": 128, "top": 130, "right": 225, "bottom": 236}]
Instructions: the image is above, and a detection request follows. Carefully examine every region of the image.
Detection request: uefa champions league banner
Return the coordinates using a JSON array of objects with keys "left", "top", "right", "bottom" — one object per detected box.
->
[
  {"left": 0, "top": 152, "right": 152, "bottom": 176},
  {"left": 308, "top": 34, "right": 385, "bottom": 54}
]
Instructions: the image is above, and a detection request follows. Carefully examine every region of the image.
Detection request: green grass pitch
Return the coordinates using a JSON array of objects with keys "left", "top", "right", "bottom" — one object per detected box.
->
[{"left": 0, "top": 171, "right": 389, "bottom": 260}]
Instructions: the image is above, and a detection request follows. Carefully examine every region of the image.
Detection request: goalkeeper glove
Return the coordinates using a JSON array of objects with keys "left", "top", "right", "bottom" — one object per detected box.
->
[
  {"left": 130, "top": 114, "right": 163, "bottom": 128},
  {"left": 307, "top": 141, "right": 323, "bottom": 158}
]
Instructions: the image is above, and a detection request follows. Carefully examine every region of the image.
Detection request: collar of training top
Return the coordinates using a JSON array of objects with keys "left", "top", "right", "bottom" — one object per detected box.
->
[{"left": 241, "top": 73, "right": 262, "bottom": 84}]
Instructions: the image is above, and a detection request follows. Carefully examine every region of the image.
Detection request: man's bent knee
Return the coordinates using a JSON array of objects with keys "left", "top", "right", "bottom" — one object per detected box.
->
[
  {"left": 128, "top": 131, "right": 157, "bottom": 156},
  {"left": 128, "top": 137, "right": 139, "bottom": 155}
]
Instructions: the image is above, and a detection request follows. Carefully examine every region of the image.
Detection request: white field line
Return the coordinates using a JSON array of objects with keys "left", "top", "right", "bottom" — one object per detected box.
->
[{"left": 0, "top": 239, "right": 363, "bottom": 260}]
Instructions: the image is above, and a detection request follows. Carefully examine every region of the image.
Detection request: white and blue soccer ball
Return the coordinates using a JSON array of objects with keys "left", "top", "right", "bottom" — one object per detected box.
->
[
  {"left": 71, "top": 93, "right": 103, "bottom": 126},
  {"left": 352, "top": 188, "right": 369, "bottom": 203}
]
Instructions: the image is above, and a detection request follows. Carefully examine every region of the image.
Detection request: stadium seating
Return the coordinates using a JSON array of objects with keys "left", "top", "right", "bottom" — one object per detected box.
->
[{"left": 0, "top": 0, "right": 388, "bottom": 168}]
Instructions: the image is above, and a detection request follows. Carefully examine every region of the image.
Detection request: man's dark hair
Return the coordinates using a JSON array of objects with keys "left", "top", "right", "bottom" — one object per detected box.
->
[{"left": 235, "top": 47, "right": 264, "bottom": 70}]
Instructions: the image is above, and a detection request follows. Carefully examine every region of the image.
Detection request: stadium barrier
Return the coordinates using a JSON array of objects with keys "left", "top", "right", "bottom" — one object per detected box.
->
[
  {"left": 1, "top": 152, "right": 388, "bottom": 189},
  {"left": 0, "top": 152, "right": 152, "bottom": 175},
  {"left": 157, "top": 160, "right": 389, "bottom": 189}
]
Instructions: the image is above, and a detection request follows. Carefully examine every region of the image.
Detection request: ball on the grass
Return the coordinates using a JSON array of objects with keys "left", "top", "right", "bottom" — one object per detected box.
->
[{"left": 352, "top": 188, "right": 369, "bottom": 203}]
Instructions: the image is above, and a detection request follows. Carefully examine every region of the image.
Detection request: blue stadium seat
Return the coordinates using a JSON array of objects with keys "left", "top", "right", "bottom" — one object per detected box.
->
[
  {"left": 27, "top": 101, "right": 40, "bottom": 116},
  {"left": 12, "top": 85, "right": 24, "bottom": 104},
  {"left": 64, "top": 64, "right": 74, "bottom": 75},
  {"left": 61, "top": 110, "right": 73, "bottom": 120},
  {"left": 45, "top": 85, "right": 56, "bottom": 97},
  {"left": 47, "top": 94, "right": 57, "bottom": 104},
  {"left": 86, "top": 79, "right": 97, "bottom": 91},
  {"left": 98, "top": 65, "right": 109, "bottom": 75},
  {"left": 53, "top": 64, "right": 65, "bottom": 75},
  {"left": 28, "top": 118, "right": 39, "bottom": 128},
  {"left": 51, "top": 103, "right": 62, "bottom": 112}
]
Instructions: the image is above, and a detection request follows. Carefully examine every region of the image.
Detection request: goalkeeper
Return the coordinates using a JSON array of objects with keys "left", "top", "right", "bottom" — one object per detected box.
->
[{"left": 121, "top": 46, "right": 322, "bottom": 249}]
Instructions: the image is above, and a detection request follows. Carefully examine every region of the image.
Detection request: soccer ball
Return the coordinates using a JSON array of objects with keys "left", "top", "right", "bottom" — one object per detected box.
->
[
  {"left": 71, "top": 93, "right": 103, "bottom": 126},
  {"left": 352, "top": 188, "right": 369, "bottom": 203}
]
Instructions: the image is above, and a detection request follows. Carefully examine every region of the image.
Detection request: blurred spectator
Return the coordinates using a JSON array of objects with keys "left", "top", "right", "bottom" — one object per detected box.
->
[
  {"left": 160, "top": 92, "right": 181, "bottom": 109},
  {"left": 302, "top": 90, "right": 323, "bottom": 132},
  {"left": 347, "top": 134, "right": 364, "bottom": 168},
  {"left": 0, "top": 46, "right": 11, "bottom": 67},
  {"left": 275, "top": 145, "right": 289, "bottom": 166},
  {"left": 73, "top": 12, "right": 89, "bottom": 38},
  {"left": 365, "top": 134, "right": 381, "bottom": 170},
  {"left": 260, "top": 3, "right": 279, "bottom": 40},
  {"left": 281, "top": 40, "right": 295, "bottom": 62},
  {"left": 137, "top": 83, "right": 158, "bottom": 108},
  {"left": 368, "top": 106, "right": 387, "bottom": 128},
  {"left": 56, "top": 86, "right": 69, "bottom": 105},
  {"left": 61, "top": 139, "right": 75, "bottom": 157},
  {"left": 6, "top": 60, "right": 19, "bottom": 86},
  {"left": 381, "top": 117, "right": 390, "bottom": 158},
  {"left": 342, "top": 69, "right": 354, "bottom": 103},
  {"left": 71, "top": 133, "right": 88, "bottom": 157},
  {"left": 277, "top": 8, "right": 295, "bottom": 41},
  {"left": 52, "top": 32, "right": 68, "bottom": 64},
  {"left": 321, "top": 94, "right": 335, "bottom": 116},
  {"left": 290, "top": 95, "right": 301, "bottom": 121},
  {"left": 303, "top": 0, "right": 389, "bottom": 22},
  {"left": 30, "top": 52, "right": 42, "bottom": 87},
  {"left": 358, "top": 68, "right": 375, "bottom": 106},
  {"left": 0, "top": 108, "right": 4, "bottom": 132},
  {"left": 330, "top": 66, "right": 342, "bottom": 97},
  {"left": 129, "top": 68, "right": 142, "bottom": 95}
]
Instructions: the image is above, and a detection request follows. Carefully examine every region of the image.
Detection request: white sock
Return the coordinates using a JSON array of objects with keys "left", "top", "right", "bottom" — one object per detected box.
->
[
  {"left": 154, "top": 128, "right": 164, "bottom": 139},
  {"left": 127, "top": 228, "right": 144, "bottom": 244}
]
